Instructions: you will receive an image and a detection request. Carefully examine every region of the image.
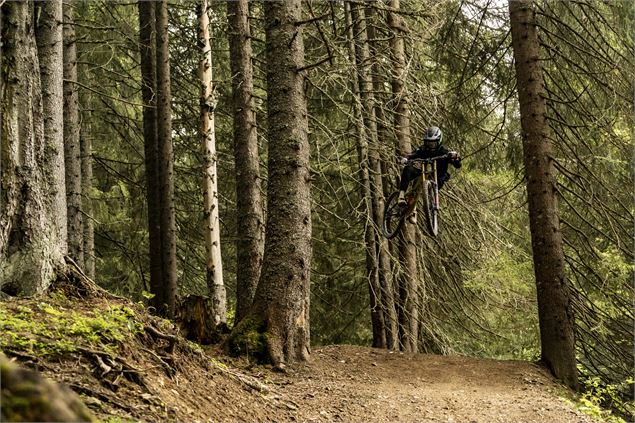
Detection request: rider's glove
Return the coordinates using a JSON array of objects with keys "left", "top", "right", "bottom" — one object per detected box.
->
[
  {"left": 400, "top": 157, "right": 408, "bottom": 165},
  {"left": 448, "top": 151, "right": 460, "bottom": 160}
]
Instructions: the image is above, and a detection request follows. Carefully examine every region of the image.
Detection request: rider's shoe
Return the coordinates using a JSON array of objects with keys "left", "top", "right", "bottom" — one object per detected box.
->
[
  {"left": 408, "top": 208, "right": 417, "bottom": 224},
  {"left": 397, "top": 191, "right": 407, "bottom": 207}
]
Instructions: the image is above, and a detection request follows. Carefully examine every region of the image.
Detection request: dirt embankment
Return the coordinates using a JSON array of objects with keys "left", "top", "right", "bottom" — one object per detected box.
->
[{"left": 0, "top": 279, "right": 603, "bottom": 422}]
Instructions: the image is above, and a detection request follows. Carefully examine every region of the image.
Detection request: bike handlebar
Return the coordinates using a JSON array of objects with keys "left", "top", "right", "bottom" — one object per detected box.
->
[{"left": 405, "top": 154, "right": 451, "bottom": 165}]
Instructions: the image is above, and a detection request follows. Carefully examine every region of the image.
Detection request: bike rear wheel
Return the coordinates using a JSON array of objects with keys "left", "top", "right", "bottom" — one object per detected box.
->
[
  {"left": 421, "top": 181, "right": 439, "bottom": 236},
  {"left": 382, "top": 191, "right": 406, "bottom": 239}
]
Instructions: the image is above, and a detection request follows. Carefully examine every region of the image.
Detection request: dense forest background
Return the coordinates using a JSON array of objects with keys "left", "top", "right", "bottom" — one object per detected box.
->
[{"left": 1, "top": 0, "right": 633, "bottom": 416}]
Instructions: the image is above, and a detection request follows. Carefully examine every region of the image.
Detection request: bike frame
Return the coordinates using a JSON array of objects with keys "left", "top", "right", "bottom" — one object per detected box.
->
[{"left": 405, "top": 157, "right": 441, "bottom": 214}]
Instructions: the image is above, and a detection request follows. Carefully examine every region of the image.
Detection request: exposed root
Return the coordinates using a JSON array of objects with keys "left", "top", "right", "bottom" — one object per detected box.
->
[
  {"left": 55, "top": 258, "right": 121, "bottom": 300},
  {"left": 141, "top": 347, "right": 176, "bottom": 378},
  {"left": 212, "top": 364, "right": 272, "bottom": 394},
  {"left": 68, "top": 383, "right": 135, "bottom": 414},
  {"left": 144, "top": 324, "right": 177, "bottom": 354},
  {"left": 75, "top": 346, "right": 150, "bottom": 392}
]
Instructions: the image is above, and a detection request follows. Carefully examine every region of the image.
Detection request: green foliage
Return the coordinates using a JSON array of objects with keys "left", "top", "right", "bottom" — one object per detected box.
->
[
  {"left": 225, "top": 317, "right": 268, "bottom": 362},
  {"left": 574, "top": 365, "right": 635, "bottom": 422}
]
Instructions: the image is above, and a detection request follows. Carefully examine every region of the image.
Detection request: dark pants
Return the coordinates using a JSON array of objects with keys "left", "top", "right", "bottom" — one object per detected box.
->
[{"left": 399, "top": 166, "right": 449, "bottom": 192}]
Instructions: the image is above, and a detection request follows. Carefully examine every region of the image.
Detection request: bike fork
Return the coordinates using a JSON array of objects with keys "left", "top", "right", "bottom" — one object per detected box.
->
[{"left": 434, "top": 186, "right": 440, "bottom": 210}]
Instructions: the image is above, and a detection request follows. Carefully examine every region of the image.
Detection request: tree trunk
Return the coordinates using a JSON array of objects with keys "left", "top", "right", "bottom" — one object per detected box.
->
[
  {"left": 0, "top": 352, "right": 95, "bottom": 422},
  {"left": 509, "top": 0, "right": 578, "bottom": 390},
  {"left": 36, "top": 0, "right": 67, "bottom": 253},
  {"left": 347, "top": 0, "right": 387, "bottom": 349},
  {"left": 230, "top": 0, "right": 312, "bottom": 368},
  {"left": 227, "top": 0, "right": 264, "bottom": 325},
  {"left": 63, "top": 0, "right": 83, "bottom": 268},
  {"left": 80, "top": 108, "right": 95, "bottom": 280},
  {"left": 155, "top": 0, "right": 177, "bottom": 318},
  {"left": 198, "top": 0, "right": 227, "bottom": 326},
  {"left": 0, "top": 1, "right": 65, "bottom": 295},
  {"left": 366, "top": 4, "right": 399, "bottom": 349},
  {"left": 138, "top": 0, "right": 164, "bottom": 311},
  {"left": 387, "top": 0, "right": 418, "bottom": 353}
]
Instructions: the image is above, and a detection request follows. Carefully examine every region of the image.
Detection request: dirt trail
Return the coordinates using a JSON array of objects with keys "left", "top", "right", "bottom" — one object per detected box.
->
[
  {"left": 260, "top": 344, "right": 598, "bottom": 423},
  {"left": 12, "top": 341, "right": 601, "bottom": 422}
]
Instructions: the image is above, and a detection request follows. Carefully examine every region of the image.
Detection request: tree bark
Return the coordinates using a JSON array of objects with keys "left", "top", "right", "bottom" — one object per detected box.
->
[
  {"left": 198, "top": 0, "right": 227, "bottom": 326},
  {"left": 36, "top": 0, "right": 67, "bottom": 253},
  {"left": 227, "top": 0, "right": 264, "bottom": 325},
  {"left": 387, "top": 0, "right": 418, "bottom": 353},
  {"left": 63, "top": 0, "right": 83, "bottom": 268},
  {"left": 231, "top": 0, "right": 312, "bottom": 368},
  {"left": 138, "top": 0, "right": 164, "bottom": 311},
  {"left": 155, "top": 0, "right": 177, "bottom": 318},
  {"left": 80, "top": 109, "right": 95, "bottom": 280},
  {"left": 509, "top": 0, "right": 578, "bottom": 390},
  {"left": 366, "top": 4, "right": 399, "bottom": 349},
  {"left": 348, "top": 0, "right": 387, "bottom": 349},
  {"left": 0, "top": 1, "right": 65, "bottom": 295},
  {"left": 0, "top": 352, "right": 95, "bottom": 422}
]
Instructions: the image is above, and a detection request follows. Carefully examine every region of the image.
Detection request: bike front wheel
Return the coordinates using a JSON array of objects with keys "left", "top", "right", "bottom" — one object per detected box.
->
[
  {"left": 421, "top": 181, "right": 439, "bottom": 236},
  {"left": 382, "top": 191, "right": 406, "bottom": 239}
]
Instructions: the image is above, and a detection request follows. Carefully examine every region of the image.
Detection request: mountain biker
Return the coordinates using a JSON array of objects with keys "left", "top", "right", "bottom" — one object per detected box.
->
[{"left": 397, "top": 126, "right": 461, "bottom": 207}]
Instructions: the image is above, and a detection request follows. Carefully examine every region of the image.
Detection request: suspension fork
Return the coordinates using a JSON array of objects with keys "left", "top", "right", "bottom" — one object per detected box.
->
[{"left": 432, "top": 161, "right": 440, "bottom": 210}]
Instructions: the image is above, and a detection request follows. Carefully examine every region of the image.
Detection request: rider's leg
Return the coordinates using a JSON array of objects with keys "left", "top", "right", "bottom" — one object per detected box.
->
[
  {"left": 398, "top": 166, "right": 420, "bottom": 204},
  {"left": 438, "top": 172, "right": 450, "bottom": 191}
]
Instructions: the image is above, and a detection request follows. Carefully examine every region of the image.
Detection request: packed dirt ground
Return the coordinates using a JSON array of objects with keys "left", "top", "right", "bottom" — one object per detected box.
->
[{"left": 0, "top": 277, "right": 607, "bottom": 422}]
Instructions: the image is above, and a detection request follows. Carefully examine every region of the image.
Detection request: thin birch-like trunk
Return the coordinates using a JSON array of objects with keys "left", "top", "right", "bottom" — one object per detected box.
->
[{"left": 198, "top": 0, "right": 227, "bottom": 326}]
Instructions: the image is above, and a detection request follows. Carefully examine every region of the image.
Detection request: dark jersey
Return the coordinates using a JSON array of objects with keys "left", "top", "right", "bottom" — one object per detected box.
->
[{"left": 407, "top": 144, "right": 462, "bottom": 180}]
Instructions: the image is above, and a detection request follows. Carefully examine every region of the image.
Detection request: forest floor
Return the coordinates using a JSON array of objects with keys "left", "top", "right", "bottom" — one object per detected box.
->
[{"left": 0, "top": 275, "right": 610, "bottom": 423}]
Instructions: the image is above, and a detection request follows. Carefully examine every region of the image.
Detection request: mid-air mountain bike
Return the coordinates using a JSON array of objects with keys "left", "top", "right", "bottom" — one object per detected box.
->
[{"left": 382, "top": 155, "right": 450, "bottom": 239}]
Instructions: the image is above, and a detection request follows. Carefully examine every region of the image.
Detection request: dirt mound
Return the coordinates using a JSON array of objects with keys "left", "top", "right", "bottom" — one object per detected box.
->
[
  {"left": 0, "top": 275, "right": 603, "bottom": 422},
  {"left": 0, "top": 274, "right": 295, "bottom": 422}
]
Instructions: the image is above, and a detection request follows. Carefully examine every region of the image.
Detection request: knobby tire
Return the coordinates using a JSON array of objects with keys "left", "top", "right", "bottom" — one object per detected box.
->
[
  {"left": 382, "top": 191, "right": 406, "bottom": 239},
  {"left": 421, "top": 180, "right": 439, "bottom": 237}
]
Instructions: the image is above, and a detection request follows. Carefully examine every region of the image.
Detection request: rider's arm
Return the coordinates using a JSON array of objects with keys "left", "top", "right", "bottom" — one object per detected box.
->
[
  {"left": 441, "top": 145, "right": 462, "bottom": 168},
  {"left": 449, "top": 151, "right": 462, "bottom": 168},
  {"left": 407, "top": 147, "right": 425, "bottom": 160}
]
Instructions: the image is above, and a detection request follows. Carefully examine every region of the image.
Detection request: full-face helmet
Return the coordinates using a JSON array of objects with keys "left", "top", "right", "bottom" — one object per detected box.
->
[{"left": 423, "top": 126, "right": 443, "bottom": 150}]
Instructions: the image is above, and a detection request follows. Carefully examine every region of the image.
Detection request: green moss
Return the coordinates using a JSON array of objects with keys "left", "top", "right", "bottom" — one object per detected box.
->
[
  {"left": 226, "top": 316, "right": 268, "bottom": 362},
  {"left": 0, "top": 301, "right": 143, "bottom": 358}
]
